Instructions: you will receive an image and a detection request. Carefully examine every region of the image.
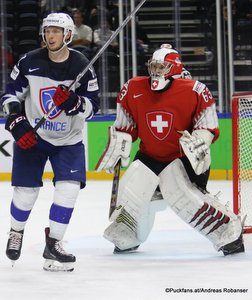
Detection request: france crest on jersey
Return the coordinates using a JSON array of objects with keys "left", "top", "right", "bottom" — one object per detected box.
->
[{"left": 40, "top": 87, "right": 61, "bottom": 119}]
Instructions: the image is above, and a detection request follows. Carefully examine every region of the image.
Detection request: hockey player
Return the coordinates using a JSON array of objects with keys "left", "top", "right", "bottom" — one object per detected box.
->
[
  {"left": 96, "top": 44, "right": 245, "bottom": 256},
  {"left": 1, "top": 13, "right": 99, "bottom": 271}
]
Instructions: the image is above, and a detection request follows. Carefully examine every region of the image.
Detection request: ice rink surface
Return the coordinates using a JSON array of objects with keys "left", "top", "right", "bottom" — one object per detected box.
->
[{"left": 0, "top": 180, "right": 252, "bottom": 300}]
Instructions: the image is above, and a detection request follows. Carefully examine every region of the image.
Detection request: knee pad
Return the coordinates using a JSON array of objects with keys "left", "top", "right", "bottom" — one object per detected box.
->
[
  {"left": 10, "top": 186, "right": 40, "bottom": 230},
  {"left": 13, "top": 186, "right": 40, "bottom": 210},
  {"left": 104, "top": 160, "right": 159, "bottom": 249},
  {"left": 53, "top": 181, "right": 80, "bottom": 208},
  {"left": 159, "top": 159, "right": 242, "bottom": 250}
]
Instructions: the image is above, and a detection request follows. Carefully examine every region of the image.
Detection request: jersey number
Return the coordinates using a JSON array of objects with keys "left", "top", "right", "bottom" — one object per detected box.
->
[{"left": 202, "top": 87, "right": 213, "bottom": 103}]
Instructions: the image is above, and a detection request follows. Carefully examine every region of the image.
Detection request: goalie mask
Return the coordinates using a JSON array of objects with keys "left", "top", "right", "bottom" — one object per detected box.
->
[
  {"left": 42, "top": 13, "right": 75, "bottom": 51},
  {"left": 148, "top": 44, "right": 183, "bottom": 91}
]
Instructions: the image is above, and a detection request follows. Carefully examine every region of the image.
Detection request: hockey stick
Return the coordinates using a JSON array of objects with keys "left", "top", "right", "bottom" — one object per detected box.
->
[
  {"left": 33, "top": 0, "right": 147, "bottom": 132},
  {"left": 109, "top": 159, "right": 121, "bottom": 219}
]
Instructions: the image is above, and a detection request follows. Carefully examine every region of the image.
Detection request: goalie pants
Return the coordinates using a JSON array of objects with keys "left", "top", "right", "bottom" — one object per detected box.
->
[{"left": 134, "top": 151, "right": 210, "bottom": 191}]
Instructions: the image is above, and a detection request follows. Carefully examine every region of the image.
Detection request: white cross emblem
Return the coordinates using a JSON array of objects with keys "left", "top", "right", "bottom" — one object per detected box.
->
[
  {"left": 152, "top": 80, "right": 158, "bottom": 89},
  {"left": 146, "top": 111, "right": 173, "bottom": 140},
  {"left": 151, "top": 115, "right": 168, "bottom": 133}
]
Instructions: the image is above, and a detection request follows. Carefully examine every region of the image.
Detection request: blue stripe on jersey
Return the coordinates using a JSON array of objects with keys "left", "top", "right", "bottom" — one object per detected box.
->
[
  {"left": 49, "top": 203, "right": 74, "bottom": 224},
  {"left": 11, "top": 201, "right": 31, "bottom": 222},
  {"left": 3, "top": 67, "right": 29, "bottom": 101}
]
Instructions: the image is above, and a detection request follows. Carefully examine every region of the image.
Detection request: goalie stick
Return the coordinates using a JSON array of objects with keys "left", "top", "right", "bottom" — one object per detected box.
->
[
  {"left": 33, "top": 0, "right": 147, "bottom": 132},
  {"left": 109, "top": 159, "right": 121, "bottom": 220}
]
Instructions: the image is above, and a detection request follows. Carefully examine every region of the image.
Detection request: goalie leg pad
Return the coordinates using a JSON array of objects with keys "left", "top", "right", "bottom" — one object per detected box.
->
[
  {"left": 159, "top": 159, "right": 242, "bottom": 250},
  {"left": 104, "top": 160, "right": 159, "bottom": 250},
  {"left": 104, "top": 208, "right": 140, "bottom": 250}
]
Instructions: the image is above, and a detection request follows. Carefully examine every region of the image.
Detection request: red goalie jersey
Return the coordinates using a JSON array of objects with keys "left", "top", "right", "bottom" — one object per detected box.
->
[{"left": 114, "top": 76, "right": 219, "bottom": 162}]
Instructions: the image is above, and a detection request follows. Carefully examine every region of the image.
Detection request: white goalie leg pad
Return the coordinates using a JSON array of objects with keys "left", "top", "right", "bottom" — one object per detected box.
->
[
  {"left": 159, "top": 159, "right": 242, "bottom": 250},
  {"left": 104, "top": 160, "right": 159, "bottom": 250}
]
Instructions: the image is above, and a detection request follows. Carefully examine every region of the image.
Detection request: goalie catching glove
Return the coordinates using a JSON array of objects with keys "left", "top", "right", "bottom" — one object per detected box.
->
[
  {"left": 96, "top": 126, "right": 132, "bottom": 173},
  {"left": 180, "top": 67, "right": 192, "bottom": 79},
  {"left": 179, "top": 129, "right": 214, "bottom": 175}
]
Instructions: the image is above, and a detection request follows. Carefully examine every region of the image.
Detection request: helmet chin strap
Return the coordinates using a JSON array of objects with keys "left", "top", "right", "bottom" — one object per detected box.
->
[{"left": 47, "top": 42, "right": 67, "bottom": 54}]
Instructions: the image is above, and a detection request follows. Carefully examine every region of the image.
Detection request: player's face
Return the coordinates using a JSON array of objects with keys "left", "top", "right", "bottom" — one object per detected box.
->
[
  {"left": 148, "top": 60, "right": 172, "bottom": 77},
  {"left": 44, "top": 26, "right": 65, "bottom": 52}
]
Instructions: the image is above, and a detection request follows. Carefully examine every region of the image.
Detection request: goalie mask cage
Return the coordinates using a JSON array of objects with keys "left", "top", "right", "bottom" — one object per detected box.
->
[{"left": 232, "top": 92, "right": 252, "bottom": 233}]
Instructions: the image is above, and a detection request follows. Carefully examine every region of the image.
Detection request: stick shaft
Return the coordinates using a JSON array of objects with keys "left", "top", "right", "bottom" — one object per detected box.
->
[
  {"left": 109, "top": 159, "right": 121, "bottom": 219},
  {"left": 69, "top": 0, "right": 147, "bottom": 89},
  {"left": 33, "top": 105, "right": 56, "bottom": 132},
  {"left": 34, "top": 0, "right": 147, "bottom": 132}
]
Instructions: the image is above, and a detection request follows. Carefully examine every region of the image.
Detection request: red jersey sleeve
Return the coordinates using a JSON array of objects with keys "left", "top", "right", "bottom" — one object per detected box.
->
[
  {"left": 114, "top": 80, "right": 138, "bottom": 141},
  {"left": 192, "top": 81, "right": 220, "bottom": 142}
]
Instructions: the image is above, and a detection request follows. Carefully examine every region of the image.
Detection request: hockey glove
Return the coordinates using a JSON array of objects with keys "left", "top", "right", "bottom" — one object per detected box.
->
[
  {"left": 179, "top": 129, "right": 214, "bottom": 175},
  {"left": 181, "top": 67, "right": 192, "bottom": 79},
  {"left": 53, "top": 85, "right": 85, "bottom": 116},
  {"left": 96, "top": 126, "right": 132, "bottom": 173},
  {"left": 5, "top": 114, "right": 37, "bottom": 150}
]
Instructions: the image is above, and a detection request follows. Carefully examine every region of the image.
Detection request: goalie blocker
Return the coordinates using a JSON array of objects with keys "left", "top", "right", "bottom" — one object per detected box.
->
[
  {"left": 96, "top": 126, "right": 132, "bottom": 173},
  {"left": 104, "top": 159, "right": 244, "bottom": 255}
]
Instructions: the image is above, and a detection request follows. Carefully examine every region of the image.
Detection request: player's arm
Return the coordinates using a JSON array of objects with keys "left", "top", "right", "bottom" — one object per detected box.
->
[
  {"left": 1, "top": 59, "right": 37, "bottom": 150},
  {"left": 1, "top": 57, "right": 29, "bottom": 110},
  {"left": 179, "top": 81, "right": 219, "bottom": 175},
  {"left": 114, "top": 80, "right": 138, "bottom": 139},
  {"left": 96, "top": 81, "right": 136, "bottom": 173}
]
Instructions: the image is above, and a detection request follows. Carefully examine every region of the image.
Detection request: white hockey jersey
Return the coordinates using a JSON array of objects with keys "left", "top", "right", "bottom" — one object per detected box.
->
[{"left": 1, "top": 47, "right": 99, "bottom": 146}]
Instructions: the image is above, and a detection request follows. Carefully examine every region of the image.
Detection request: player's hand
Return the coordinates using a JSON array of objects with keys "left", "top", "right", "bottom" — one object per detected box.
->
[
  {"left": 179, "top": 130, "right": 213, "bottom": 175},
  {"left": 96, "top": 126, "right": 132, "bottom": 173},
  {"left": 5, "top": 114, "right": 37, "bottom": 150},
  {"left": 53, "top": 85, "right": 85, "bottom": 116}
]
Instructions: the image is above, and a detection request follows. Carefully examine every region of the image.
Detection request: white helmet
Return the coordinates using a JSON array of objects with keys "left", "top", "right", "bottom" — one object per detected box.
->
[
  {"left": 42, "top": 13, "right": 75, "bottom": 47},
  {"left": 148, "top": 44, "right": 183, "bottom": 91}
]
